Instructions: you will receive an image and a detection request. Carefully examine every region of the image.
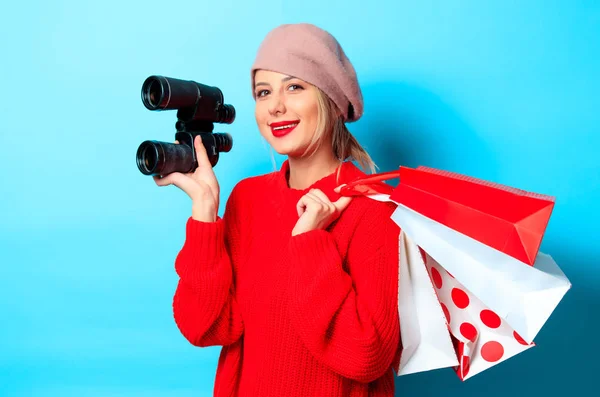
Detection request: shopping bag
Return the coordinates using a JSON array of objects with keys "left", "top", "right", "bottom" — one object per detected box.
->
[
  {"left": 396, "top": 230, "right": 458, "bottom": 375},
  {"left": 423, "top": 249, "right": 535, "bottom": 380},
  {"left": 340, "top": 165, "right": 571, "bottom": 379},
  {"left": 343, "top": 166, "right": 556, "bottom": 266},
  {"left": 368, "top": 192, "right": 459, "bottom": 376},
  {"left": 391, "top": 201, "right": 570, "bottom": 345},
  {"left": 390, "top": 166, "right": 555, "bottom": 266}
]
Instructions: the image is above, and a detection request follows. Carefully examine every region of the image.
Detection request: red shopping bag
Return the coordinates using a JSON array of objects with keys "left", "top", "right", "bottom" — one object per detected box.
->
[{"left": 341, "top": 166, "right": 555, "bottom": 265}]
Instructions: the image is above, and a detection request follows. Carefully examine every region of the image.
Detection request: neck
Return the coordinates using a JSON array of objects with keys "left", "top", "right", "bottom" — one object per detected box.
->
[{"left": 287, "top": 148, "right": 341, "bottom": 190}]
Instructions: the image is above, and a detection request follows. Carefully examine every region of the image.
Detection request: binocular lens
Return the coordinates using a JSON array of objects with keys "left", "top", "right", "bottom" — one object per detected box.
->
[
  {"left": 142, "top": 76, "right": 170, "bottom": 110},
  {"left": 137, "top": 143, "right": 159, "bottom": 174},
  {"left": 147, "top": 80, "right": 161, "bottom": 108},
  {"left": 136, "top": 142, "right": 159, "bottom": 175}
]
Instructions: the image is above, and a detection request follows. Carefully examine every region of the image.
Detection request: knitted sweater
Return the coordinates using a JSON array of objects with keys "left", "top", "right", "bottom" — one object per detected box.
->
[{"left": 172, "top": 159, "right": 402, "bottom": 397}]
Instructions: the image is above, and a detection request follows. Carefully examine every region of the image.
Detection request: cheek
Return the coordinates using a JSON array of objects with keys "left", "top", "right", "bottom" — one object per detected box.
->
[
  {"left": 289, "top": 97, "right": 319, "bottom": 128},
  {"left": 254, "top": 102, "right": 263, "bottom": 123},
  {"left": 299, "top": 103, "right": 319, "bottom": 137},
  {"left": 255, "top": 103, "right": 270, "bottom": 137}
]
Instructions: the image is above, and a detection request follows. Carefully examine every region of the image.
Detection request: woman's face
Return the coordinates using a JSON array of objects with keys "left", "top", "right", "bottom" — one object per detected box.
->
[{"left": 254, "top": 69, "right": 320, "bottom": 157}]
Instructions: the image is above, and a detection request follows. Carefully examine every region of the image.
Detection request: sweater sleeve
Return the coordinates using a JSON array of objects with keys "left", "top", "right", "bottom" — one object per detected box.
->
[
  {"left": 286, "top": 203, "right": 401, "bottom": 383},
  {"left": 172, "top": 184, "right": 245, "bottom": 347}
]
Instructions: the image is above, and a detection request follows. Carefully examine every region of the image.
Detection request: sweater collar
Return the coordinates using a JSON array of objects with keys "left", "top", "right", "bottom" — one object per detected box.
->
[{"left": 277, "top": 159, "right": 368, "bottom": 201}]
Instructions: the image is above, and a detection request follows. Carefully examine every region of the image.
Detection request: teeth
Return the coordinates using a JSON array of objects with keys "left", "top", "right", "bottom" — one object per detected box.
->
[{"left": 273, "top": 123, "right": 298, "bottom": 130}]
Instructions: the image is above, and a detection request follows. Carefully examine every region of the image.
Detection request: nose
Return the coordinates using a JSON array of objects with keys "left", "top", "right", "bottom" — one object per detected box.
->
[{"left": 268, "top": 92, "right": 286, "bottom": 116}]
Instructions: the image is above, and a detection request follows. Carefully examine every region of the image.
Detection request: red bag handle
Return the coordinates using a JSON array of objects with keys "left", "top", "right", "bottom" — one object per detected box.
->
[{"left": 338, "top": 169, "right": 400, "bottom": 197}]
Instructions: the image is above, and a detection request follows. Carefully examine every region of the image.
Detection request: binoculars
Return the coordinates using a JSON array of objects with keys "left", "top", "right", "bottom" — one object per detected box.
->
[{"left": 136, "top": 75, "right": 235, "bottom": 176}]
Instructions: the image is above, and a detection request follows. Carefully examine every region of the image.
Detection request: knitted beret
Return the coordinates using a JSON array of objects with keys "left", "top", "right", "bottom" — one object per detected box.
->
[{"left": 250, "top": 23, "right": 364, "bottom": 122}]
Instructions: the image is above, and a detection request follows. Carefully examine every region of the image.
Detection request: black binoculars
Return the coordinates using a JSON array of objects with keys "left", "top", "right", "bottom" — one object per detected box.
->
[{"left": 136, "top": 75, "right": 235, "bottom": 176}]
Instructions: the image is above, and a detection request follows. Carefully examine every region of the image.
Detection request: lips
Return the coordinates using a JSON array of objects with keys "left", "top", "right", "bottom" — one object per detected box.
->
[{"left": 270, "top": 120, "right": 300, "bottom": 138}]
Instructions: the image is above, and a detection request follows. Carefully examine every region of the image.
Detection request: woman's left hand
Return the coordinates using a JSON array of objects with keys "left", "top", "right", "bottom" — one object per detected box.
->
[{"left": 292, "top": 188, "right": 353, "bottom": 236}]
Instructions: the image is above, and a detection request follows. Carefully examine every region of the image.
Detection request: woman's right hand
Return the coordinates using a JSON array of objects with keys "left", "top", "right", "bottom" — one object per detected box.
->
[{"left": 153, "top": 135, "right": 220, "bottom": 222}]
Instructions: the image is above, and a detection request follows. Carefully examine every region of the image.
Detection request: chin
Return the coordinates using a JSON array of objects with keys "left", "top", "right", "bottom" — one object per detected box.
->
[
  {"left": 271, "top": 145, "right": 304, "bottom": 157},
  {"left": 266, "top": 138, "right": 307, "bottom": 157}
]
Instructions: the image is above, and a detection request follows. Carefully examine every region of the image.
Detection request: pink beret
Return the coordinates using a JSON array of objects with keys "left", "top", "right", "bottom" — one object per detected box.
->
[{"left": 250, "top": 23, "right": 364, "bottom": 122}]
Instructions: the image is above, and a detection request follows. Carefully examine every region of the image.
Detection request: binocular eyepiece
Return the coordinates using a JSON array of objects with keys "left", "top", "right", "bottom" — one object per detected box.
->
[{"left": 136, "top": 75, "right": 235, "bottom": 176}]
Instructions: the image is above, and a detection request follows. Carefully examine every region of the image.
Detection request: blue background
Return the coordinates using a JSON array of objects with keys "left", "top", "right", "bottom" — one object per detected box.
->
[{"left": 1, "top": 0, "right": 598, "bottom": 396}]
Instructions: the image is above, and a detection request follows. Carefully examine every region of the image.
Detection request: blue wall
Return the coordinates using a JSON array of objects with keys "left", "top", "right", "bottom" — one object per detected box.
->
[{"left": 1, "top": 0, "right": 597, "bottom": 395}]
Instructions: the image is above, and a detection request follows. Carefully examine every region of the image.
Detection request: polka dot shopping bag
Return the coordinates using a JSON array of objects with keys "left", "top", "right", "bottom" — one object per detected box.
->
[{"left": 339, "top": 166, "right": 572, "bottom": 380}]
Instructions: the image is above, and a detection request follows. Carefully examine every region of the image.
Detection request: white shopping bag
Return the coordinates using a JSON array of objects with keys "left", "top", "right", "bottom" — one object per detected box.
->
[
  {"left": 422, "top": 250, "right": 535, "bottom": 380},
  {"left": 364, "top": 191, "right": 571, "bottom": 379},
  {"left": 396, "top": 230, "right": 458, "bottom": 375},
  {"left": 390, "top": 203, "right": 572, "bottom": 344}
]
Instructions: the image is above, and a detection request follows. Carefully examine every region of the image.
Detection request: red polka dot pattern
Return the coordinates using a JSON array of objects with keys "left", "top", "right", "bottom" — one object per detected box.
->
[
  {"left": 423, "top": 256, "right": 534, "bottom": 380},
  {"left": 481, "top": 341, "right": 504, "bottom": 362},
  {"left": 431, "top": 267, "right": 443, "bottom": 289},
  {"left": 451, "top": 288, "right": 470, "bottom": 309},
  {"left": 513, "top": 331, "right": 528, "bottom": 345},
  {"left": 480, "top": 310, "right": 501, "bottom": 329},
  {"left": 460, "top": 322, "right": 478, "bottom": 342}
]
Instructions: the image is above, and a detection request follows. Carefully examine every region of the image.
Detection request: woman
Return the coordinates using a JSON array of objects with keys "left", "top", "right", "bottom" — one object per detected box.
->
[{"left": 154, "top": 23, "right": 402, "bottom": 397}]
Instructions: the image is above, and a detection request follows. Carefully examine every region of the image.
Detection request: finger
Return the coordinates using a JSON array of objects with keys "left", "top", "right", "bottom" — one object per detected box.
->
[
  {"left": 153, "top": 173, "right": 180, "bottom": 187},
  {"left": 332, "top": 195, "right": 353, "bottom": 213},
  {"left": 309, "top": 189, "right": 336, "bottom": 212},
  {"left": 306, "top": 192, "right": 331, "bottom": 213},
  {"left": 194, "top": 135, "right": 212, "bottom": 169},
  {"left": 308, "top": 189, "right": 329, "bottom": 202},
  {"left": 306, "top": 191, "right": 326, "bottom": 204},
  {"left": 296, "top": 193, "right": 320, "bottom": 217},
  {"left": 296, "top": 195, "right": 309, "bottom": 217},
  {"left": 153, "top": 172, "right": 193, "bottom": 192},
  {"left": 333, "top": 183, "right": 347, "bottom": 194}
]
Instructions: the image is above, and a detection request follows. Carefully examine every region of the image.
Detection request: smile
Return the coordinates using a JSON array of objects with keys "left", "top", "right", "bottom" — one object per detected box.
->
[{"left": 270, "top": 121, "right": 300, "bottom": 138}]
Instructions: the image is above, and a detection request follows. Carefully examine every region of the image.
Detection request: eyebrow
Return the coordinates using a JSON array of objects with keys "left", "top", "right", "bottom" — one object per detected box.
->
[{"left": 254, "top": 75, "right": 296, "bottom": 88}]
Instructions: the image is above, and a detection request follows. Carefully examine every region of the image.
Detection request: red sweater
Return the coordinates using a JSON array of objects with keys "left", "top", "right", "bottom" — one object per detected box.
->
[{"left": 172, "top": 160, "right": 402, "bottom": 396}]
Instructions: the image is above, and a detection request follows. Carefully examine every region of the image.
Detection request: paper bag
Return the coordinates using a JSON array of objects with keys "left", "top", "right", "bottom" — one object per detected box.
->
[
  {"left": 422, "top": 249, "right": 535, "bottom": 380},
  {"left": 389, "top": 166, "right": 556, "bottom": 266},
  {"left": 391, "top": 202, "right": 571, "bottom": 344},
  {"left": 396, "top": 230, "right": 458, "bottom": 375},
  {"left": 340, "top": 166, "right": 571, "bottom": 380}
]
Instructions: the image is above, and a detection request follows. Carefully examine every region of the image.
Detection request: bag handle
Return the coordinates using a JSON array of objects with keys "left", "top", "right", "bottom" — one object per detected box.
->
[{"left": 338, "top": 169, "right": 400, "bottom": 197}]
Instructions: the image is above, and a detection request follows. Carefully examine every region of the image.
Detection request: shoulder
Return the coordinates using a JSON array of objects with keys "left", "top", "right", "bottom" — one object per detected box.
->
[
  {"left": 340, "top": 195, "right": 400, "bottom": 263},
  {"left": 348, "top": 195, "right": 398, "bottom": 227}
]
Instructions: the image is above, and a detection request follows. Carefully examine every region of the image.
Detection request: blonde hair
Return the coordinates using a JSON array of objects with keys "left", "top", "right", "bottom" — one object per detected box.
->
[{"left": 302, "top": 88, "right": 377, "bottom": 174}]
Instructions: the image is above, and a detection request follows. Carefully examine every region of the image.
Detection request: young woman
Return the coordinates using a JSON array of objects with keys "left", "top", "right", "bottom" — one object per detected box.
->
[{"left": 154, "top": 23, "right": 402, "bottom": 397}]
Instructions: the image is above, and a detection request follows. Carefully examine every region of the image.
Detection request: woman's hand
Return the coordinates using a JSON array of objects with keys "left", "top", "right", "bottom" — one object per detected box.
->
[
  {"left": 153, "top": 135, "right": 220, "bottom": 222},
  {"left": 291, "top": 188, "right": 353, "bottom": 236}
]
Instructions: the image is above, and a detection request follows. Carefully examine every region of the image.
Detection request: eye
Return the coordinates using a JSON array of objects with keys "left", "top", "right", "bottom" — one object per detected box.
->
[
  {"left": 256, "top": 89, "right": 270, "bottom": 97},
  {"left": 288, "top": 84, "right": 303, "bottom": 91}
]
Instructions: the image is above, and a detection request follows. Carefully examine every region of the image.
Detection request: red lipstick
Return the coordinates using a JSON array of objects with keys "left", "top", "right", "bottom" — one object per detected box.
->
[{"left": 270, "top": 120, "right": 300, "bottom": 138}]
